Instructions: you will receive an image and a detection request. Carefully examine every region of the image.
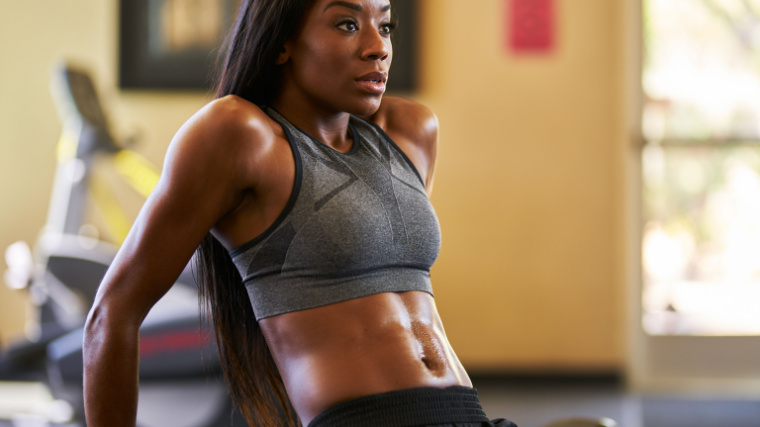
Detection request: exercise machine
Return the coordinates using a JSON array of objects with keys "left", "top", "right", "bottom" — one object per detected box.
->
[{"left": 2, "top": 63, "right": 245, "bottom": 427}]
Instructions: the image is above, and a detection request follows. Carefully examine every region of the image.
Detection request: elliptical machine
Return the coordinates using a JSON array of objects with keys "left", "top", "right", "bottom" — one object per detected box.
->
[{"left": 2, "top": 63, "right": 245, "bottom": 427}]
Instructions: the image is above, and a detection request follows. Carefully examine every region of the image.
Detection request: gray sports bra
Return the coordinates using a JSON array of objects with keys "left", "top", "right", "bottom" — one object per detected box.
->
[{"left": 229, "top": 107, "right": 441, "bottom": 320}]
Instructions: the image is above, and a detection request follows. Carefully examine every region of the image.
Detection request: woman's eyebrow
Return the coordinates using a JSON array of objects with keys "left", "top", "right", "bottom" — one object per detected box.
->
[{"left": 323, "top": 1, "right": 391, "bottom": 13}]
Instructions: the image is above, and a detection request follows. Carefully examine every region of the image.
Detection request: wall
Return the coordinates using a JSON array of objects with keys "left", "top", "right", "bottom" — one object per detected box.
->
[
  {"left": 0, "top": 0, "right": 625, "bottom": 371},
  {"left": 416, "top": 0, "right": 623, "bottom": 369}
]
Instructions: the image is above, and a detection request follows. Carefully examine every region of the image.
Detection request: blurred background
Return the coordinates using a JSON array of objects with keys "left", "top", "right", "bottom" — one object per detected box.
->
[{"left": 1, "top": 0, "right": 759, "bottom": 426}]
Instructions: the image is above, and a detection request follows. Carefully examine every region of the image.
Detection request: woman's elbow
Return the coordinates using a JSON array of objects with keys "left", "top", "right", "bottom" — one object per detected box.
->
[
  {"left": 83, "top": 303, "right": 112, "bottom": 366},
  {"left": 83, "top": 303, "right": 104, "bottom": 345},
  {"left": 82, "top": 301, "right": 139, "bottom": 362}
]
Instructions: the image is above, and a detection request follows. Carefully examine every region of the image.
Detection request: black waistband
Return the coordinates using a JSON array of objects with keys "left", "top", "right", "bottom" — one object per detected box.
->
[{"left": 307, "top": 386, "right": 491, "bottom": 427}]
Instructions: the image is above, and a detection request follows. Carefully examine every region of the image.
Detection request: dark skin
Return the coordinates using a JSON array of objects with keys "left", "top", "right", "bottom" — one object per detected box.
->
[{"left": 82, "top": 0, "right": 471, "bottom": 425}]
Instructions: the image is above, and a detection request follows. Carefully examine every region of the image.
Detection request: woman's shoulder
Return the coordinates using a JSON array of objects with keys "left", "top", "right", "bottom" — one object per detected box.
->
[
  {"left": 371, "top": 96, "right": 438, "bottom": 130},
  {"left": 197, "top": 95, "right": 276, "bottom": 140},
  {"left": 368, "top": 97, "right": 439, "bottom": 191},
  {"left": 159, "top": 95, "right": 288, "bottom": 196},
  {"left": 370, "top": 96, "right": 438, "bottom": 150},
  {"left": 168, "top": 95, "right": 281, "bottom": 163}
]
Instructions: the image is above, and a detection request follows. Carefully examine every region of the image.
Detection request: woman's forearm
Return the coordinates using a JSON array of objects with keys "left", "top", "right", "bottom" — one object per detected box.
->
[{"left": 83, "top": 305, "right": 141, "bottom": 427}]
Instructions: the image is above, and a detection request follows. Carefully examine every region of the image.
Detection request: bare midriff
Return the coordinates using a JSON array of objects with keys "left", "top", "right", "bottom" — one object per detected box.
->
[{"left": 258, "top": 291, "right": 472, "bottom": 426}]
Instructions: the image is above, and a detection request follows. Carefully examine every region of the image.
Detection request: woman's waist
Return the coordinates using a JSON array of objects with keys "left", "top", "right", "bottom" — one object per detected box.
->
[
  {"left": 258, "top": 292, "right": 471, "bottom": 423},
  {"left": 279, "top": 344, "right": 471, "bottom": 425}
]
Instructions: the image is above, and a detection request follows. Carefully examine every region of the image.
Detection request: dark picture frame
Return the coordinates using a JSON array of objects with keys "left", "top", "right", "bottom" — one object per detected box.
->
[
  {"left": 119, "top": 0, "right": 418, "bottom": 92},
  {"left": 387, "top": 0, "right": 418, "bottom": 93},
  {"left": 119, "top": 0, "right": 237, "bottom": 90}
]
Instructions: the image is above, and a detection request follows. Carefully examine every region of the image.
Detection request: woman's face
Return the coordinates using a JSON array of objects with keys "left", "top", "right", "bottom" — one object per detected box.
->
[{"left": 278, "top": 0, "right": 394, "bottom": 116}]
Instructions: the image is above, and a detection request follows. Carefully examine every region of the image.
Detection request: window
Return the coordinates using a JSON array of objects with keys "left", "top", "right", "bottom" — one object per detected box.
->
[{"left": 642, "top": 0, "right": 760, "bottom": 335}]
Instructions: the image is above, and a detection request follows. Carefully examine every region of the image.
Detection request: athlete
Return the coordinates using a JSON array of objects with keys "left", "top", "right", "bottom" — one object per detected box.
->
[{"left": 83, "top": 0, "right": 516, "bottom": 426}]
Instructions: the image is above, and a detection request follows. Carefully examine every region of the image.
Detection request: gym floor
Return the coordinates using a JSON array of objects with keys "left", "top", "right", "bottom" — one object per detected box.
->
[
  {"left": 472, "top": 374, "right": 760, "bottom": 427},
  {"left": 1, "top": 374, "right": 759, "bottom": 426}
]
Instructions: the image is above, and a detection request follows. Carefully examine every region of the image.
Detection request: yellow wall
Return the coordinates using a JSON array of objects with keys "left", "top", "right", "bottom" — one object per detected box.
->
[
  {"left": 0, "top": 0, "right": 626, "bottom": 371},
  {"left": 417, "top": 0, "right": 623, "bottom": 370}
]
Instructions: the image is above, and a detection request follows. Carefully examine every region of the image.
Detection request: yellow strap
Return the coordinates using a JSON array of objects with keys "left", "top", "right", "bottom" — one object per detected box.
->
[
  {"left": 113, "top": 149, "right": 161, "bottom": 198},
  {"left": 89, "top": 173, "right": 132, "bottom": 244}
]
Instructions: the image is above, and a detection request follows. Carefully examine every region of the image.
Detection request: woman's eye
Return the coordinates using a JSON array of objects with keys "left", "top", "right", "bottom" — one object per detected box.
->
[
  {"left": 379, "top": 23, "right": 396, "bottom": 36},
  {"left": 337, "top": 20, "right": 359, "bottom": 32}
]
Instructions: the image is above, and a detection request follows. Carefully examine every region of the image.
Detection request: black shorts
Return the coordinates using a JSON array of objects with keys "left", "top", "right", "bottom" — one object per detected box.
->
[{"left": 307, "top": 385, "right": 517, "bottom": 427}]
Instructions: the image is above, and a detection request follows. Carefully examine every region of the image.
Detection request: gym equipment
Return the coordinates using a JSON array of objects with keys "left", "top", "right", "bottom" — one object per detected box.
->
[{"left": 2, "top": 63, "right": 245, "bottom": 426}]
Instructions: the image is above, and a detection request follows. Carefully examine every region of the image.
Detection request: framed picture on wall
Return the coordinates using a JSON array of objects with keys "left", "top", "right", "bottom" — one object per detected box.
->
[
  {"left": 119, "top": 0, "right": 418, "bottom": 92},
  {"left": 387, "top": 0, "right": 418, "bottom": 93},
  {"left": 119, "top": 0, "right": 238, "bottom": 90}
]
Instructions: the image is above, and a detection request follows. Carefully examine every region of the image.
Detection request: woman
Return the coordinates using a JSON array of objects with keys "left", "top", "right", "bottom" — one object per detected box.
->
[{"left": 83, "top": 0, "right": 516, "bottom": 426}]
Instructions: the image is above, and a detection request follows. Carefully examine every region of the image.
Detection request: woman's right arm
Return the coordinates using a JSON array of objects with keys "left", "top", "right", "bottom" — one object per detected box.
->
[{"left": 82, "top": 97, "right": 263, "bottom": 426}]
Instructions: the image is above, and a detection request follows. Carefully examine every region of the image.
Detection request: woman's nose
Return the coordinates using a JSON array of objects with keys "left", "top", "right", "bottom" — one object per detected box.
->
[{"left": 360, "top": 29, "right": 390, "bottom": 61}]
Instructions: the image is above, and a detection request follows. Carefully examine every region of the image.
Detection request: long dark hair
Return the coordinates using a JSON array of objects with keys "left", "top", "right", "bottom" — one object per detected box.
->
[
  {"left": 196, "top": 1, "right": 312, "bottom": 426},
  {"left": 215, "top": 0, "right": 313, "bottom": 104}
]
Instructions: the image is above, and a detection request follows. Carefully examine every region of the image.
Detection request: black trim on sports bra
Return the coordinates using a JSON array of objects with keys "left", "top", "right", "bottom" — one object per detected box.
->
[
  {"left": 362, "top": 118, "right": 426, "bottom": 188},
  {"left": 229, "top": 112, "right": 303, "bottom": 258}
]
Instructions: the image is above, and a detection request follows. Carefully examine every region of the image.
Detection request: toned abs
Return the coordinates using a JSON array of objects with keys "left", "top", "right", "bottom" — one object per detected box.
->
[{"left": 259, "top": 291, "right": 472, "bottom": 425}]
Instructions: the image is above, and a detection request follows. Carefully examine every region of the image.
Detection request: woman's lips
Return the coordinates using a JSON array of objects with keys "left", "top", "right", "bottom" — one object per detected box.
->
[
  {"left": 356, "top": 71, "right": 387, "bottom": 95},
  {"left": 356, "top": 79, "right": 386, "bottom": 94}
]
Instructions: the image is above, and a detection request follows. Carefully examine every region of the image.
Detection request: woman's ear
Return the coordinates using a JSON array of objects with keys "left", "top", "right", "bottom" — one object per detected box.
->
[{"left": 275, "top": 41, "right": 292, "bottom": 65}]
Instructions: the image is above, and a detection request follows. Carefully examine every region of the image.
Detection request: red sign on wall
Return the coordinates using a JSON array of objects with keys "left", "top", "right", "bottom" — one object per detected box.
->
[{"left": 508, "top": 0, "right": 556, "bottom": 54}]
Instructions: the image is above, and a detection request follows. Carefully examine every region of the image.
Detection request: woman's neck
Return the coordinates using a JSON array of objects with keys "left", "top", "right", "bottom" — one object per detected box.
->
[{"left": 271, "top": 94, "right": 353, "bottom": 152}]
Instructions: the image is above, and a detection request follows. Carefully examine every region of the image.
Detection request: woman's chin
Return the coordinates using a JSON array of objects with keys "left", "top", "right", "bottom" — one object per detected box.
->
[{"left": 351, "top": 97, "right": 383, "bottom": 117}]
